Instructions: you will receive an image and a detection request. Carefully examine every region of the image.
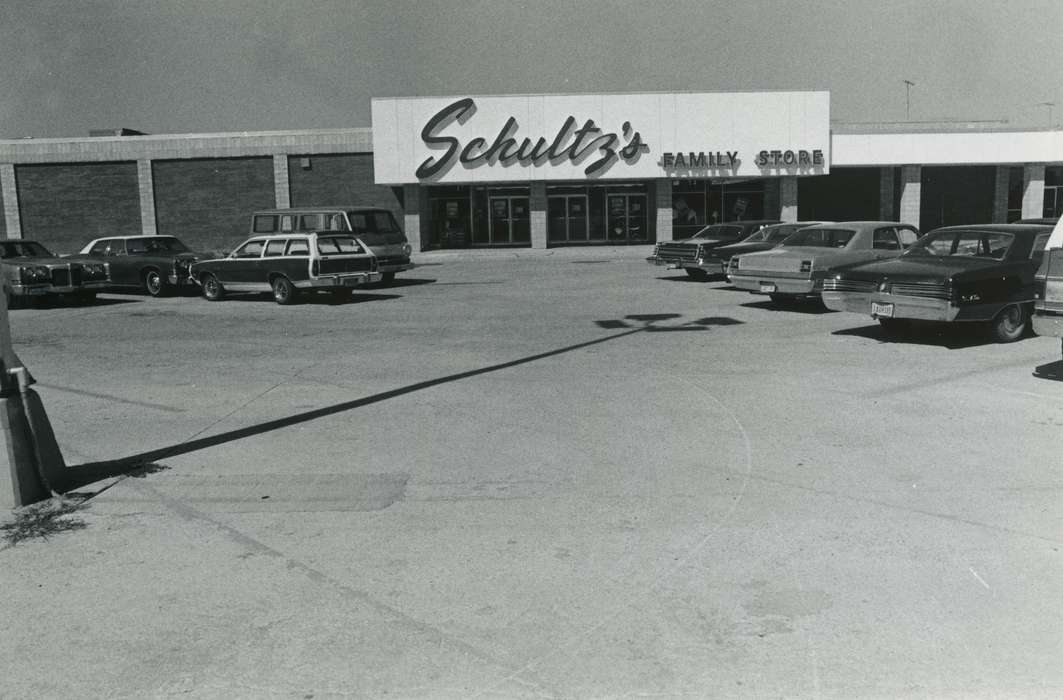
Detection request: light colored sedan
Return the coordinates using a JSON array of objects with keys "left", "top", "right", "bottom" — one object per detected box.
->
[{"left": 726, "top": 221, "right": 920, "bottom": 303}]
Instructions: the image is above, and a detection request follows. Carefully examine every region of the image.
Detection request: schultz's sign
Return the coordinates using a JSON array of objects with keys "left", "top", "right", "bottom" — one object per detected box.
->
[
  {"left": 371, "top": 91, "right": 830, "bottom": 184},
  {"left": 416, "top": 98, "right": 648, "bottom": 179}
]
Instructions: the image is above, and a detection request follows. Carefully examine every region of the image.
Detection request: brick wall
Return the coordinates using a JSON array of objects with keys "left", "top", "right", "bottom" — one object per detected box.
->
[
  {"left": 153, "top": 157, "right": 275, "bottom": 254},
  {"left": 287, "top": 154, "right": 403, "bottom": 224},
  {"left": 15, "top": 162, "right": 141, "bottom": 253}
]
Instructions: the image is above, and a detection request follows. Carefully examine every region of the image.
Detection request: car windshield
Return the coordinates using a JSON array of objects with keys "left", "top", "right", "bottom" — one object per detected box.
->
[
  {"left": 347, "top": 210, "right": 406, "bottom": 246},
  {"left": 782, "top": 227, "right": 855, "bottom": 248},
  {"left": 0, "top": 241, "right": 53, "bottom": 258},
  {"left": 905, "top": 230, "right": 1014, "bottom": 260},
  {"left": 316, "top": 236, "right": 363, "bottom": 255},
  {"left": 692, "top": 225, "right": 742, "bottom": 241},
  {"left": 127, "top": 237, "right": 190, "bottom": 254}
]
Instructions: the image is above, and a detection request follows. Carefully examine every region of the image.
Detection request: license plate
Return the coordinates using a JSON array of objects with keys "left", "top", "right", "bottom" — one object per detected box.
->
[
  {"left": 871, "top": 302, "right": 894, "bottom": 318},
  {"left": 759, "top": 283, "right": 776, "bottom": 293}
]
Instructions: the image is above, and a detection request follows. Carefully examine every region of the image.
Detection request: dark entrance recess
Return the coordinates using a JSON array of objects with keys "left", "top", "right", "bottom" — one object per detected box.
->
[
  {"left": 919, "top": 166, "right": 995, "bottom": 231},
  {"left": 798, "top": 167, "right": 881, "bottom": 222}
]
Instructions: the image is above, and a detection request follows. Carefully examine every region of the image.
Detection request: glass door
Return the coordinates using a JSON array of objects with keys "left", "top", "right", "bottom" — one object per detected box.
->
[
  {"left": 489, "top": 196, "right": 530, "bottom": 244},
  {"left": 607, "top": 194, "right": 648, "bottom": 243},
  {"left": 548, "top": 195, "right": 589, "bottom": 242}
]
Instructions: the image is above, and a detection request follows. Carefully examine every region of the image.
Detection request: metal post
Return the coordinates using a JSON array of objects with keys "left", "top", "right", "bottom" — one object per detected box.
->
[{"left": 903, "top": 80, "right": 916, "bottom": 120}]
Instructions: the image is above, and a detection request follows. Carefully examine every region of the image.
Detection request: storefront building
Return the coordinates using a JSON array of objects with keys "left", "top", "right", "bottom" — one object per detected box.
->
[
  {"left": 371, "top": 92, "right": 830, "bottom": 250},
  {"left": 0, "top": 90, "right": 1061, "bottom": 255}
]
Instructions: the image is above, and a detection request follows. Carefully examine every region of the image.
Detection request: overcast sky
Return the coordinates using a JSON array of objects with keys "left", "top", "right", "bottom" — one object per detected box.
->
[{"left": 1, "top": 0, "right": 1061, "bottom": 138}]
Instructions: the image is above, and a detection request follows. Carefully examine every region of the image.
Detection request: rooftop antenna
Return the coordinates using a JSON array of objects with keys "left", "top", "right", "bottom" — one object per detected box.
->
[{"left": 903, "top": 80, "right": 916, "bottom": 120}]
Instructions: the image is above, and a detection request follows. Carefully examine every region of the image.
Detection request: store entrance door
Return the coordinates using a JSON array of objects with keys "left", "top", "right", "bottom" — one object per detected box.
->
[
  {"left": 489, "top": 196, "right": 530, "bottom": 244},
  {"left": 607, "top": 194, "right": 648, "bottom": 243},
  {"left": 547, "top": 195, "right": 589, "bottom": 243}
]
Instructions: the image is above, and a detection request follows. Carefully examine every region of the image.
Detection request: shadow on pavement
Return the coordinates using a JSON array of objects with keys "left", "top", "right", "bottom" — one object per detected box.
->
[
  {"left": 1033, "top": 359, "right": 1063, "bottom": 381},
  {"left": 832, "top": 322, "right": 1004, "bottom": 349},
  {"left": 70, "top": 315, "right": 722, "bottom": 476},
  {"left": 742, "top": 299, "right": 834, "bottom": 315},
  {"left": 13, "top": 296, "right": 142, "bottom": 310},
  {"left": 218, "top": 292, "right": 402, "bottom": 305},
  {"left": 656, "top": 273, "right": 729, "bottom": 283},
  {"left": 362, "top": 277, "right": 436, "bottom": 289}
]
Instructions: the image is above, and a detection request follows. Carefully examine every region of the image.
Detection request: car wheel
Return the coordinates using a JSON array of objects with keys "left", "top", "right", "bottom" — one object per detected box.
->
[
  {"left": 684, "top": 268, "right": 707, "bottom": 280},
  {"left": 989, "top": 303, "right": 1027, "bottom": 343},
  {"left": 143, "top": 269, "right": 167, "bottom": 297},
  {"left": 271, "top": 276, "right": 296, "bottom": 305},
  {"left": 381, "top": 271, "right": 396, "bottom": 285},
  {"left": 201, "top": 273, "right": 224, "bottom": 301}
]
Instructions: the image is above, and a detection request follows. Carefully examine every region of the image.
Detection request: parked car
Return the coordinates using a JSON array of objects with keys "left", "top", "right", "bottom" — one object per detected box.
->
[
  {"left": 1031, "top": 219, "right": 1063, "bottom": 354},
  {"left": 699, "top": 221, "right": 831, "bottom": 275},
  {"left": 190, "top": 231, "right": 381, "bottom": 304},
  {"left": 76, "top": 235, "right": 202, "bottom": 297},
  {"left": 1, "top": 240, "right": 109, "bottom": 306},
  {"left": 727, "top": 221, "right": 920, "bottom": 303},
  {"left": 823, "top": 223, "right": 1053, "bottom": 342},
  {"left": 250, "top": 208, "right": 413, "bottom": 284},
  {"left": 648, "top": 219, "right": 782, "bottom": 279}
]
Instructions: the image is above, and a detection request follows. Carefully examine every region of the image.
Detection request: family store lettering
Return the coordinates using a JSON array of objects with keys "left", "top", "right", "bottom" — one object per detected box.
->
[{"left": 416, "top": 98, "right": 647, "bottom": 179}]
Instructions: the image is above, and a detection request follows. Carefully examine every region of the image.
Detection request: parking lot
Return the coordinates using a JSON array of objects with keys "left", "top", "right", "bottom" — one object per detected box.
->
[{"left": 3, "top": 246, "right": 1063, "bottom": 698}]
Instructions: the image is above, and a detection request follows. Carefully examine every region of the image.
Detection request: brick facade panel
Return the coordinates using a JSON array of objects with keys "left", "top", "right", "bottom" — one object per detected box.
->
[
  {"left": 287, "top": 154, "right": 402, "bottom": 225},
  {"left": 16, "top": 162, "right": 140, "bottom": 253},
  {"left": 153, "top": 157, "right": 275, "bottom": 254}
]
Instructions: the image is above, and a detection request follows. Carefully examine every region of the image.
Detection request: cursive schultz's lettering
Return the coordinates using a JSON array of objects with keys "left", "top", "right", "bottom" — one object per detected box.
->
[{"left": 416, "top": 98, "right": 646, "bottom": 179}]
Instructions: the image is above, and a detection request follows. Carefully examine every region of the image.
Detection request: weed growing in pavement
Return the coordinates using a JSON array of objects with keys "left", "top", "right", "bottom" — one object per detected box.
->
[{"left": 1, "top": 495, "right": 88, "bottom": 546}]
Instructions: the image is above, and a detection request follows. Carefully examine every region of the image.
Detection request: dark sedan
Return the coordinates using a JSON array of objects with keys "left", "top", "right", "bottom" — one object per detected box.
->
[
  {"left": 822, "top": 223, "right": 1053, "bottom": 342},
  {"left": 648, "top": 219, "right": 782, "bottom": 279},
  {"left": 76, "top": 235, "right": 202, "bottom": 297},
  {"left": 2, "top": 240, "right": 109, "bottom": 306}
]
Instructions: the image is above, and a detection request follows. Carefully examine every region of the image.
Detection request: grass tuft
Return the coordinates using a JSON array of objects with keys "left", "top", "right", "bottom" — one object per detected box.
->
[{"left": 2, "top": 495, "right": 88, "bottom": 546}]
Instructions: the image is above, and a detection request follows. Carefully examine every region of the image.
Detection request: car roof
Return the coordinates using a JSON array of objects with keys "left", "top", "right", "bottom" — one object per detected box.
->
[{"left": 925, "top": 223, "right": 1053, "bottom": 235}]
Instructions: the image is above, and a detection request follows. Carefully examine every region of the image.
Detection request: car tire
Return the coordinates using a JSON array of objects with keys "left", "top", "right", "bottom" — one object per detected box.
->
[
  {"left": 271, "top": 276, "right": 296, "bottom": 305},
  {"left": 684, "top": 268, "right": 707, "bottom": 280},
  {"left": 201, "top": 273, "right": 224, "bottom": 301},
  {"left": 381, "top": 272, "right": 396, "bottom": 285},
  {"left": 989, "top": 303, "right": 1027, "bottom": 343},
  {"left": 143, "top": 269, "right": 167, "bottom": 297}
]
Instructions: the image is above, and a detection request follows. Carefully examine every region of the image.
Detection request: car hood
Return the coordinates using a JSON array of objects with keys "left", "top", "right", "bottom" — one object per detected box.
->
[
  {"left": 3, "top": 256, "right": 90, "bottom": 267},
  {"left": 836, "top": 256, "right": 1005, "bottom": 283}
]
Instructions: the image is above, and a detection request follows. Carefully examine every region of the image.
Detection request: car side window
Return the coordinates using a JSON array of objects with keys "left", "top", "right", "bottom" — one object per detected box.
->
[
  {"left": 297, "top": 214, "right": 321, "bottom": 232},
  {"left": 253, "top": 215, "right": 278, "bottom": 234},
  {"left": 1031, "top": 233, "right": 1051, "bottom": 260},
  {"left": 233, "top": 239, "right": 266, "bottom": 258},
  {"left": 897, "top": 227, "right": 919, "bottom": 248},
  {"left": 873, "top": 227, "right": 901, "bottom": 250},
  {"left": 89, "top": 240, "right": 110, "bottom": 255},
  {"left": 286, "top": 239, "right": 310, "bottom": 256},
  {"left": 108, "top": 240, "right": 127, "bottom": 256},
  {"left": 263, "top": 240, "right": 287, "bottom": 257}
]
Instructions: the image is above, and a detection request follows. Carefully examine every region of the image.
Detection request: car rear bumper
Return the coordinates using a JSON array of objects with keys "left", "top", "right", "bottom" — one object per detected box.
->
[
  {"left": 10, "top": 281, "right": 108, "bottom": 296},
  {"left": 1032, "top": 311, "right": 1063, "bottom": 338},
  {"left": 378, "top": 262, "right": 415, "bottom": 274},
  {"left": 822, "top": 291, "right": 961, "bottom": 321},
  {"left": 299, "top": 272, "right": 382, "bottom": 289},
  {"left": 731, "top": 274, "right": 817, "bottom": 295}
]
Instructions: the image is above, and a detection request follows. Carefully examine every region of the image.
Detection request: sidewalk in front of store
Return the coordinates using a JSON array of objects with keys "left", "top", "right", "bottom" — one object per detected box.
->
[{"left": 413, "top": 243, "right": 655, "bottom": 262}]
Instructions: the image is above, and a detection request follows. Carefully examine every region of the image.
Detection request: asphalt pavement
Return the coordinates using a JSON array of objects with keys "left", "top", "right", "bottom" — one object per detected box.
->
[{"left": 2, "top": 245, "right": 1062, "bottom": 699}]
